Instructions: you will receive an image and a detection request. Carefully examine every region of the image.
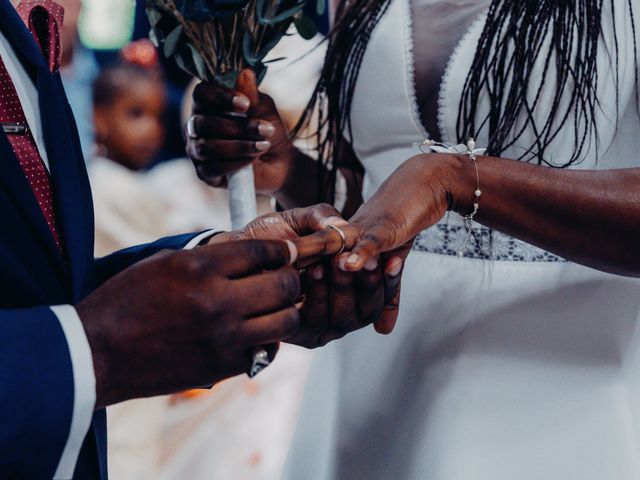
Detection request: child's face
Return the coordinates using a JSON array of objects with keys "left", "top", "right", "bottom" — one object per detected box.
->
[{"left": 95, "top": 78, "right": 166, "bottom": 170}]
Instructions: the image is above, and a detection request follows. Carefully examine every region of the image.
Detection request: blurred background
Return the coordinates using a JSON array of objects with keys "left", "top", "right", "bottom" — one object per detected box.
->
[{"left": 59, "top": 0, "right": 328, "bottom": 478}]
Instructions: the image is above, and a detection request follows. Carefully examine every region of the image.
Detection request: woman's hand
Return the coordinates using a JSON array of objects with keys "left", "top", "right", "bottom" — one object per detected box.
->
[
  {"left": 208, "top": 203, "right": 349, "bottom": 259},
  {"left": 186, "top": 69, "right": 296, "bottom": 193},
  {"left": 209, "top": 204, "right": 410, "bottom": 335},
  {"left": 336, "top": 153, "right": 469, "bottom": 271}
]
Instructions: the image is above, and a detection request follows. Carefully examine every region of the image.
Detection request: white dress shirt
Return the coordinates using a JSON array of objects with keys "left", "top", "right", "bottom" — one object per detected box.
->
[{"left": 0, "top": 28, "right": 215, "bottom": 479}]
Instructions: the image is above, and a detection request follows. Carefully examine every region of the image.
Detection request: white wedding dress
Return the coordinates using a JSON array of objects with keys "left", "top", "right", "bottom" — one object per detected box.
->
[{"left": 284, "top": 0, "right": 640, "bottom": 478}]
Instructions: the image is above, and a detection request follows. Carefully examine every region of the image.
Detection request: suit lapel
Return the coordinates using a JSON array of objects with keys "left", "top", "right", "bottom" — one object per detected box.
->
[
  {"left": 0, "top": 0, "right": 94, "bottom": 299},
  {"left": 0, "top": 0, "right": 47, "bottom": 73},
  {"left": 0, "top": 0, "right": 68, "bottom": 279},
  {"left": 39, "top": 70, "right": 93, "bottom": 301}
]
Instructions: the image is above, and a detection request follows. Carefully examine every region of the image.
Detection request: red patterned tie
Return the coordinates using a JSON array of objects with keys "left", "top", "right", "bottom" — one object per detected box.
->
[
  {"left": 16, "top": 0, "right": 64, "bottom": 73},
  {"left": 0, "top": 1, "right": 65, "bottom": 248}
]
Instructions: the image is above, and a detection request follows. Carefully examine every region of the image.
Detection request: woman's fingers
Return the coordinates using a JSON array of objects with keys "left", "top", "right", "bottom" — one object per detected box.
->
[
  {"left": 374, "top": 255, "right": 405, "bottom": 334},
  {"left": 338, "top": 223, "right": 393, "bottom": 272},
  {"left": 193, "top": 81, "right": 250, "bottom": 114},
  {"left": 190, "top": 114, "right": 275, "bottom": 141}
]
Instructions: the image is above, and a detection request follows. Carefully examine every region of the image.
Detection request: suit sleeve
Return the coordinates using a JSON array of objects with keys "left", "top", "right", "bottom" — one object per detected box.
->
[
  {"left": 93, "top": 230, "right": 218, "bottom": 287},
  {"left": 0, "top": 306, "right": 92, "bottom": 479}
]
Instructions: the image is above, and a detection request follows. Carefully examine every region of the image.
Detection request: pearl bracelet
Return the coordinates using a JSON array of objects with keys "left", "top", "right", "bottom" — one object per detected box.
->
[{"left": 415, "top": 138, "right": 486, "bottom": 257}]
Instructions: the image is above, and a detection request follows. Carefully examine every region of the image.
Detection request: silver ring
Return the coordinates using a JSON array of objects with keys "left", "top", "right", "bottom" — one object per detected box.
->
[
  {"left": 186, "top": 115, "right": 198, "bottom": 139},
  {"left": 248, "top": 348, "right": 271, "bottom": 378},
  {"left": 327, "top": 224, "right": 347, "bottom": 255}
]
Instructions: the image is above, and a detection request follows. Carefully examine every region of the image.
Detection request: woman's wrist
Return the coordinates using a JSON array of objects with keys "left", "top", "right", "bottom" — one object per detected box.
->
[{"left": 429, "top": 153, "right": 483, "bottom": 216}]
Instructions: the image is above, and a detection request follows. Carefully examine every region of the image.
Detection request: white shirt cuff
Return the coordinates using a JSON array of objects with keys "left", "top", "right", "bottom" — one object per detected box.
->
[
  {"left": 50, "top": 305, "right": 96, "bottom": 480},
  {"left": 183, "top": 230, "right": 220, "bottom": 250}
]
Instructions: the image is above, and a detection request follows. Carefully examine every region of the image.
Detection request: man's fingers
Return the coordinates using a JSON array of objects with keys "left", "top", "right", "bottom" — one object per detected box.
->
[
  {"left": 242, "top": 307, "right": 300, "bottom": 345},
  {"left": 321, "top": 256, "right": 357, "bottom": 344},
  {"left": 294, "top": 225, "right": 358, "bottom": 260},
  {"left": 193, "top": 81, "right": 250, "bottom": 114},
  {"left": 233, "top": 268, "right": 301, "bottom": 317},
  {"left": 297, "top": 263, "right": 329, "bottom": 346},
  {"left": 291, "top": 203, "right": 346, "bottom": 235},
  {"left": 205, "top": 239, "right": 297, "bottom": 278}
]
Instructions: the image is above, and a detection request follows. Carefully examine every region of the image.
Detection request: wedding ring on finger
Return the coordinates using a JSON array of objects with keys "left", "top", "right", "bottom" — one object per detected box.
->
[
  {"left": 327, "top": 224, "right": 347, "bottom": 256},
  {"left": 186, "top": 116, "right": 198, "bottom": 139},
  {"left": 248, "top": 347, "right": 271, "bottom": 378}
]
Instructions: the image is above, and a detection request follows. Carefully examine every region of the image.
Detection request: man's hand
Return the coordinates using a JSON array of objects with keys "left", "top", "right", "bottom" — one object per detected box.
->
[
  {"left": 77, "top": 240, "right": 301, "bottom": 409},
  {"left": 187, "top": 69, "right": 295, "bottom": 193},
  {"left": 211, "top": 204, "right": 410, "bottom": 342}
]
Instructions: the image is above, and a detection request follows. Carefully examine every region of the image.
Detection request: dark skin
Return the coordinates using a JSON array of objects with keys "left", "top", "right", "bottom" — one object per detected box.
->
[
  {"left": 210, "top": 203, "right": 407, "bottom": 339},
  {"left": 79, "top": 206, "right": 403, "bottom": 409},
  {"left": 187, "top": 60, "right": 640, "bottom": 285},
  {"left": 334, "top": 154, "right": 640, "bottom": 278},
  {"left": 94, "top": 77, "right": 166, "bottom": 171},
  {"left": 78, "top": 239, "right": 301, "bottom": 409}
]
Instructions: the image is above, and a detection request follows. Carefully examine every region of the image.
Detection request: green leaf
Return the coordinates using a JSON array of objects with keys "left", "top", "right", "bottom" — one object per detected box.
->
[
  {"left": 163, "top": 25, "right": 183, "bottom": 58},
  {"left": 175, "top": 51, "right": 198, "bottom": 78},
  {"left": 294, "top": 14, "right": 317, "bottom": 40},
  {"left": 242, "top": 30, "right": 258, "bottom": 66},
  {"left": 148, "top": 28, "right": 159, "bottom": 48},
  {"left": 316, "top": 0, "right": 326, "bottom": 16},
  {"left": 215, "top": 71, "right": 240, "bottom": 88},
  {"left": 188, "top": 44, "right": 209, "bottom": 80},
  {"left": 254, "top": 25, "right": 288, "bottom": 60},
  {"left": 145, "top": 7, "right": 163, "bottom": 27},
  {"left": 254, "top": 62, "right": 268, "bottom": 85},
  {"left": 256, "top": 0, "right": 305, "bottom": 25}
]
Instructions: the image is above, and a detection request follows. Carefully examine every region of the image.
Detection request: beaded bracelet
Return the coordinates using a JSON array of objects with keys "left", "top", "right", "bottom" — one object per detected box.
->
[{"left": 415, "top": 138, "right": 486, "bottom": 257}]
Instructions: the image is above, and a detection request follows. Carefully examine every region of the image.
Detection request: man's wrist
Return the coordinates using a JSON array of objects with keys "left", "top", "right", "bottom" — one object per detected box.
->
[{"left": 206, "top": 230, "right": 247, "bottom": 245}]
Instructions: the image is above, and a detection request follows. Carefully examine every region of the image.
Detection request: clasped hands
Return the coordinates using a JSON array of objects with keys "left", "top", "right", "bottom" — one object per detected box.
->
[{"left": 209, "top": 203, "right": 411, "bottom": 344}]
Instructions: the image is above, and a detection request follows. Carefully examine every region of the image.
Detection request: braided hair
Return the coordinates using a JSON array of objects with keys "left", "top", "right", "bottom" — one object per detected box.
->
[{"left": 294, "top": 0, "right": 638, "bottom": 189}]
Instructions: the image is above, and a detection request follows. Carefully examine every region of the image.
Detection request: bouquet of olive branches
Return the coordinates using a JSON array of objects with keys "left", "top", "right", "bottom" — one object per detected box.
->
[{"left": 146, "top": 0, "right": 323, "bottom": 229}]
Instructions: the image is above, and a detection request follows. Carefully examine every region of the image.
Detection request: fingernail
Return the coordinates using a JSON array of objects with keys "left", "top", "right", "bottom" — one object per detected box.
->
[
  {"left": 386, "top": 257, "right": 403, "bottom": 277},
  {"left": 364, "top": 258, "right": 378, "bottom": 271},
  {"left": 232, "top": 95, "right": 251, "bottom": 111},
  {"left": 347, "top": 253, "right": 360, "bottom": 265},
  {"left": 258, "top": 122, "right": 275, "bottom": 138},
  {"left": 285, "top": 240, "right": 298, "bottom": 265},
  {"left": 321, "top": 216, "right": 348, "bottom": 228},
  {"left": 311, "top": 265, "right": 324, "bottom": 280},
  {"left": 186, "top": 116, "right": 197, "bottom": 139},
  {"left": 255, "top": 141, "right": 271, "bottom": 151},
  {"left": 338, "top": 253, "right": 350, "bottom": 271}
]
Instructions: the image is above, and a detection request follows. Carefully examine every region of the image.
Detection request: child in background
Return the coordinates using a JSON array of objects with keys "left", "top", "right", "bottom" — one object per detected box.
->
[
  {"left": 90, "top": 40, "right": 231, "bottom": 257},
  {"left": 96, "top": 37, "right": 318, "bottom": 480},
  {"left": 90, "top": 42, "right": 234, "bottom": 479}
]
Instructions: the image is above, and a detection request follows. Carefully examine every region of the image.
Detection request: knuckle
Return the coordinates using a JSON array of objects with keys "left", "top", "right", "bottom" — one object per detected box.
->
[
  {"left": 278, "top": 269, "right": 301, "bottom": 300},
  {"left": 316, "top": 202, "right": 339, "bottom": 216},
  {"left": 180, "top": 254, "right": 206, "bottom": 278},
  {"left": 280, "top": 308, "right": 301, "bottom": 337},
  {"left": 245, "top": 240, "right": 271, "bottom": 265}
]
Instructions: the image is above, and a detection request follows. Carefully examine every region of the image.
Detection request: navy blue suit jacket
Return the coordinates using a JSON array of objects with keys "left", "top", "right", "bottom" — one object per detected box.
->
[{"left": 0, "top": 2, "right": 203, "bottom": 477}]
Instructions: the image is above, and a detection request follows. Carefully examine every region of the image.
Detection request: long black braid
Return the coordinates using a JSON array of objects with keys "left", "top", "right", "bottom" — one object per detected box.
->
[{"left": 294, "top": 0, "right": 638, "bottom": 193}]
